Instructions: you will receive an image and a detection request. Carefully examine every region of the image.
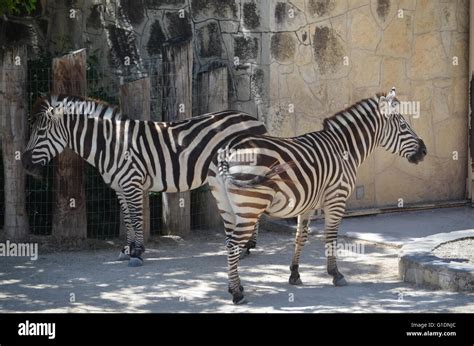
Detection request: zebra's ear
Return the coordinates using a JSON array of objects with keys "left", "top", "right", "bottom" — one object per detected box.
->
[
  {"left": 387, "top": 87, "right": 396, "bottom": 102},
  {"left": 378, "top": 95, "right": 390, "bottom": 118},
  {"left": 44, "top": 100, "right": 63, "bottom": 123}
]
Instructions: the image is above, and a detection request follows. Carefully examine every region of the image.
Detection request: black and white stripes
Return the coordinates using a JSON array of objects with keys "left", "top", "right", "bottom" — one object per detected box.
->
[
  {"left": 207, "top": 88, "right": 427, "bottom": 304},
  {"left": 22, "top": 94, "right": 267, "bottom": 266}
]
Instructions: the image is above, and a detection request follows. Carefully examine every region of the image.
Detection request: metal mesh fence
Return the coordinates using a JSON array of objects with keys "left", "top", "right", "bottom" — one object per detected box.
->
[{"left": 1, "top": 55, "right": 231, "bottom": 240}]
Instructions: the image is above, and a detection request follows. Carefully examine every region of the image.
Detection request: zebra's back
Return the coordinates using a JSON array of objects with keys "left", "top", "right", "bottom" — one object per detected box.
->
[
  {"left": 217, "top": 131, "right": 344, "bottom": 218},
  {"left": 130, "top": 110, "right": 267, "bottom": 193}
]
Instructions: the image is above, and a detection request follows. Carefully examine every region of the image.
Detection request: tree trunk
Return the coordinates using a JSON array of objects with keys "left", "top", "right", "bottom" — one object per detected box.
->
[
  {"left": 161, "top": 40, "right": 192, "bottom": 236},
  {"left": 194, "top": 67, "right": 229, "bottom": 229},
  {"left": 0, "top": 46, "right": 29, "bottom": 240},
  {"left": 119, "top": 77, "right": 151, "bottom": 242},
  {"left": 51, "top": 49, "right": 87, "bottom": 244}
]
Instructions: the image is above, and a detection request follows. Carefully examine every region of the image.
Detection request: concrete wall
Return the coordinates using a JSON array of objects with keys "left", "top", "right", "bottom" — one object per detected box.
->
[{"left": 33, "top": 0, "right": 470, "bottom": 209}]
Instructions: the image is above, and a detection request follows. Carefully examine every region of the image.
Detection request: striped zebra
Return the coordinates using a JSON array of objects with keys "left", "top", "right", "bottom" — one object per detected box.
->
[
  {"left": 208, "top": 88, "right": 427, "bottom": 304},
  {"left": 22, "top": 94, "right": 267, "bottom": 266}
]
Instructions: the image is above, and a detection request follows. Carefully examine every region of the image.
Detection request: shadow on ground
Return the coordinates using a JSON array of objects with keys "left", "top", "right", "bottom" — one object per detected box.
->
[{"left": 0, "top": 230, "right": 473, "bottom": 313}]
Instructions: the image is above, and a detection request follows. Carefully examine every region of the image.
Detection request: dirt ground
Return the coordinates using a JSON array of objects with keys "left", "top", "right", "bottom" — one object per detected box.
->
[{"left": 0, "top": 229, "right": 473, "bottom": 313}]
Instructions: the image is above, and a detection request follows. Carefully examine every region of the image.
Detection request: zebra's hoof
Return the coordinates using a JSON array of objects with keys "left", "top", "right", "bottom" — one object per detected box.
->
[
  {"left": 239, "top": 248, "right": 251, "bottom": 259},
  {"left": 246, "top": 240, "right": 257, "bottom": 249},
  {"left": 229, "top": 285, "right": 245, "bottom": 304},
  {"left": 232, "top": 292, "right": 247, "bottom": 305},
  {"left": 333, "top": 276, "right": 348, "bottom": 287},
  {"left": 289, "top": 276, "right": 303, "bottom": 285},
  {"left": 128, "top": 257, "right": 144, "bottom": 267},
  {"left": 117, "top": 251, "right": 130, "bottom": 261}
]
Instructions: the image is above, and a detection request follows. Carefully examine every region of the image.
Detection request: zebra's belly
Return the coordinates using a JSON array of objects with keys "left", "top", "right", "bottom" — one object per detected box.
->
[{"left": 265, "top": 191, "right": 324, "bottom": 218}]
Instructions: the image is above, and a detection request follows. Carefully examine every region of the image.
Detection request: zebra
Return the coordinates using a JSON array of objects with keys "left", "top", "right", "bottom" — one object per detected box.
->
[
  {"left": 22, "top": 94, "right": 267, "bottom": 266},
  {"left": 207, "top": 87, "right": 427, "bottom": 304}
]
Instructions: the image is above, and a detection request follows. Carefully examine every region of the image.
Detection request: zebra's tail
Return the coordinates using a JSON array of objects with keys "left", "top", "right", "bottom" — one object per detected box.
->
[{"left": 218, "top": 160, "right": 296, "bottom": 188}]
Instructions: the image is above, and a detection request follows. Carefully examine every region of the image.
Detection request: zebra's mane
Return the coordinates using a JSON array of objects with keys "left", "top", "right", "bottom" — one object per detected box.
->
[
  {"left": 322, "top": 94, "right": 383, "bottom": 131},
  {"left": 32, "top": 94, "right": 126, "bottom": 121}
]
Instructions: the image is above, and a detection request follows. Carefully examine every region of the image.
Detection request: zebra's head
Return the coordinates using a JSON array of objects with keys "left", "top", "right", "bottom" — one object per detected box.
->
[
  {"left": 378, "top": 87, "right": 427, "bottom": 164},
  {"left": 22, "top": 96, "right": 68, "bottom": 178}
]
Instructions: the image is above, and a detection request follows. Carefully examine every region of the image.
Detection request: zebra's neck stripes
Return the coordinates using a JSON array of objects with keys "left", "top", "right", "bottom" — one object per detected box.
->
[{"left": 322, "top": 97, "right": 384, "bottom": 167}]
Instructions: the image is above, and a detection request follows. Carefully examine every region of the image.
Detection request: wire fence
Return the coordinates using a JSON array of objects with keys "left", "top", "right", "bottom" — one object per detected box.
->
[{"left": 0, "top": 55, "right": 231, "bottom": 240}]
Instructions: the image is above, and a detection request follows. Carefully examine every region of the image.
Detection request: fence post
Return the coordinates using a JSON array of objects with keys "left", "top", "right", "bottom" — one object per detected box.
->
[
  {"left": 51, "top": 49, "right": 87, "bottom": 244},
  {"left": 195, "top": 66, "right": 229, "bottom": 229},
  {"left": 119, "top": 77, "right": 151, "bottom": 242},
  {"left": 0, "top": 46, "right": 29, "bottom": 240},
  {"left": 161, "top": 40, "right": 192, "bottom": 236}
]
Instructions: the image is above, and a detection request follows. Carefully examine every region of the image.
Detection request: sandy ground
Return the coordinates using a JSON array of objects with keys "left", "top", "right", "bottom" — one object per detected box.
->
[{"left": 0, "top": 229, "right": 473, "bottom": 313}]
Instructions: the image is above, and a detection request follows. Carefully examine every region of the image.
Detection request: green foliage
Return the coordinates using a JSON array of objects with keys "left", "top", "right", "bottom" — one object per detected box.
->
[{"left": 0, "top": 0, "right": 37, "bottom": 16}]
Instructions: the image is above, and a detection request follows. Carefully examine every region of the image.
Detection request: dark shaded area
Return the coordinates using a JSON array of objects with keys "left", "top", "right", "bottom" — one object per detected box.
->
[
  {"left": 165, "top": 10, "right": 192, "bottom": 42},
  {"left": 146, "top": 0, "right": 186, "bottom": 8},
  {"left": 302, "top": 31, "right": 308, "bottom": 42},
  {"left": 271, "top": 32, "right": 296, "bottom": 62},
  {"left": 0, "top": 145, "right": 3, "bottom": 230},
  {"left": 243, "top": 1, "right": 260, "bottom": 29},
  {"left": 197, "top": 21, "right": 222, "bottom": 57},
  {"left": 121, "top": 0, "right": 145, "bottom": 25},
  {"left": 275, "top": 2, "right": 287, "bottom": 24},
  {"left": 37, "top": 19, "right": 48, "bottom": 37},
  {"left": 147, "top": 20, "right": 166, "bottom": 55},
  {"left": 313, "top": 26, "right": 344, "bottom": 74},
  {"left": 85, "top": 164, "right": 121, "bottom": 239},
  {"left": 251, "top": 68, "right": 265, "bottom": 97},
  {"left": 106, "top": 26, "right": 139, "bottom": 68},
  {"left": 87, "top": 4, "right": 103, "bottom": 29},
  {"left": 377, "top": 0, "right": 390, "bottom": 20},
  {"left": 234, "top": 36, "right": 258, "bottom": 60},
  {"left": 1, "top": 20, "right": 31, "bottom": 45},
  {"left": 308, "top": 0, "right": 334, "bottom": 16},
  {"left": 191, "top": 0, "right": 238, "bottom": 19}
]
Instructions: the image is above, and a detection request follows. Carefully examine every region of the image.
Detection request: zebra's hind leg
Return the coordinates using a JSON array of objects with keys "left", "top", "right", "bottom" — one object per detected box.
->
[
  {"left": 240, "top": 220, "right": 259, "bottom": 259},
  {"left": 324, "top": 203, "right": 348, "bottom": 287},
  {"left": 289, "top": 211, "right": 314, "bottom": 285},
  {"left": 226, "top": 235, "right": 246, "bottom": 305},
  {"left": 116, "top": 192, "right": 133, "bottom": 261}
]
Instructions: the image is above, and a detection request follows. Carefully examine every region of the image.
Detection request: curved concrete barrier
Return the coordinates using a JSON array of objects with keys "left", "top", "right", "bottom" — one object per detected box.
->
[{"left": 399, "top": 230, "right": 474, "bottom": 291}]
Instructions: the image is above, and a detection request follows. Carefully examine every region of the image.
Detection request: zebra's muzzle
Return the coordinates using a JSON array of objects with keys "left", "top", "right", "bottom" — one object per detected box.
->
[
  {"left": 22, "top": 150, "right": 44, "bottom": 179},
  {"left": 408, "top": 140, "right": 427, "bottom": 164}
]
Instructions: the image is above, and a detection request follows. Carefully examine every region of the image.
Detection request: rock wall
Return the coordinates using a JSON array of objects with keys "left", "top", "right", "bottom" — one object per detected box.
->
[
  {"left": 266, "top": 0, "right": 469, "bottom": 208},
  {"left": 22, "top": 0, "right": 470, "bottom": 209}
]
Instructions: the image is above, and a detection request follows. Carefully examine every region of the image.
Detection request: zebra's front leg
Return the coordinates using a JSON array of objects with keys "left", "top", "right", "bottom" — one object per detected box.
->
[
  {"left": 124, "top": 188, "right": 146, "bottom": 267},
  {"left": 289, "top": 211, "right": 314, "bottom": 285},
  {"left": 324, "top": 203, "right": 348, "bottom": 287},
  {"left": 117, "top": 192, "right": 133, "bottom": 261}
]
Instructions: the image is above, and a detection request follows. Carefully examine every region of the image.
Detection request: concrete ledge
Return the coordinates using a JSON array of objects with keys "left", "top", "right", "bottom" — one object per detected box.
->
[{"left": 399, "top": 230, "right": 474, "bottom": 292}]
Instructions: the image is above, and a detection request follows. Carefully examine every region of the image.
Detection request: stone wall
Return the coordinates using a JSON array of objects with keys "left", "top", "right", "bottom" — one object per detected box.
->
[
  {"left": 21, "top": 0, "right": 470, "bottom": 209},
  {"left": 265, "top": 0, "right": 469, "bottom": 208}
]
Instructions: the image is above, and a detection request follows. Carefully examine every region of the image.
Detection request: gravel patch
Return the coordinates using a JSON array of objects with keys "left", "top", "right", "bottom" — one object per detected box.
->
[{"left": 433, "top": 238, "right": 474, "bottom": 263}]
